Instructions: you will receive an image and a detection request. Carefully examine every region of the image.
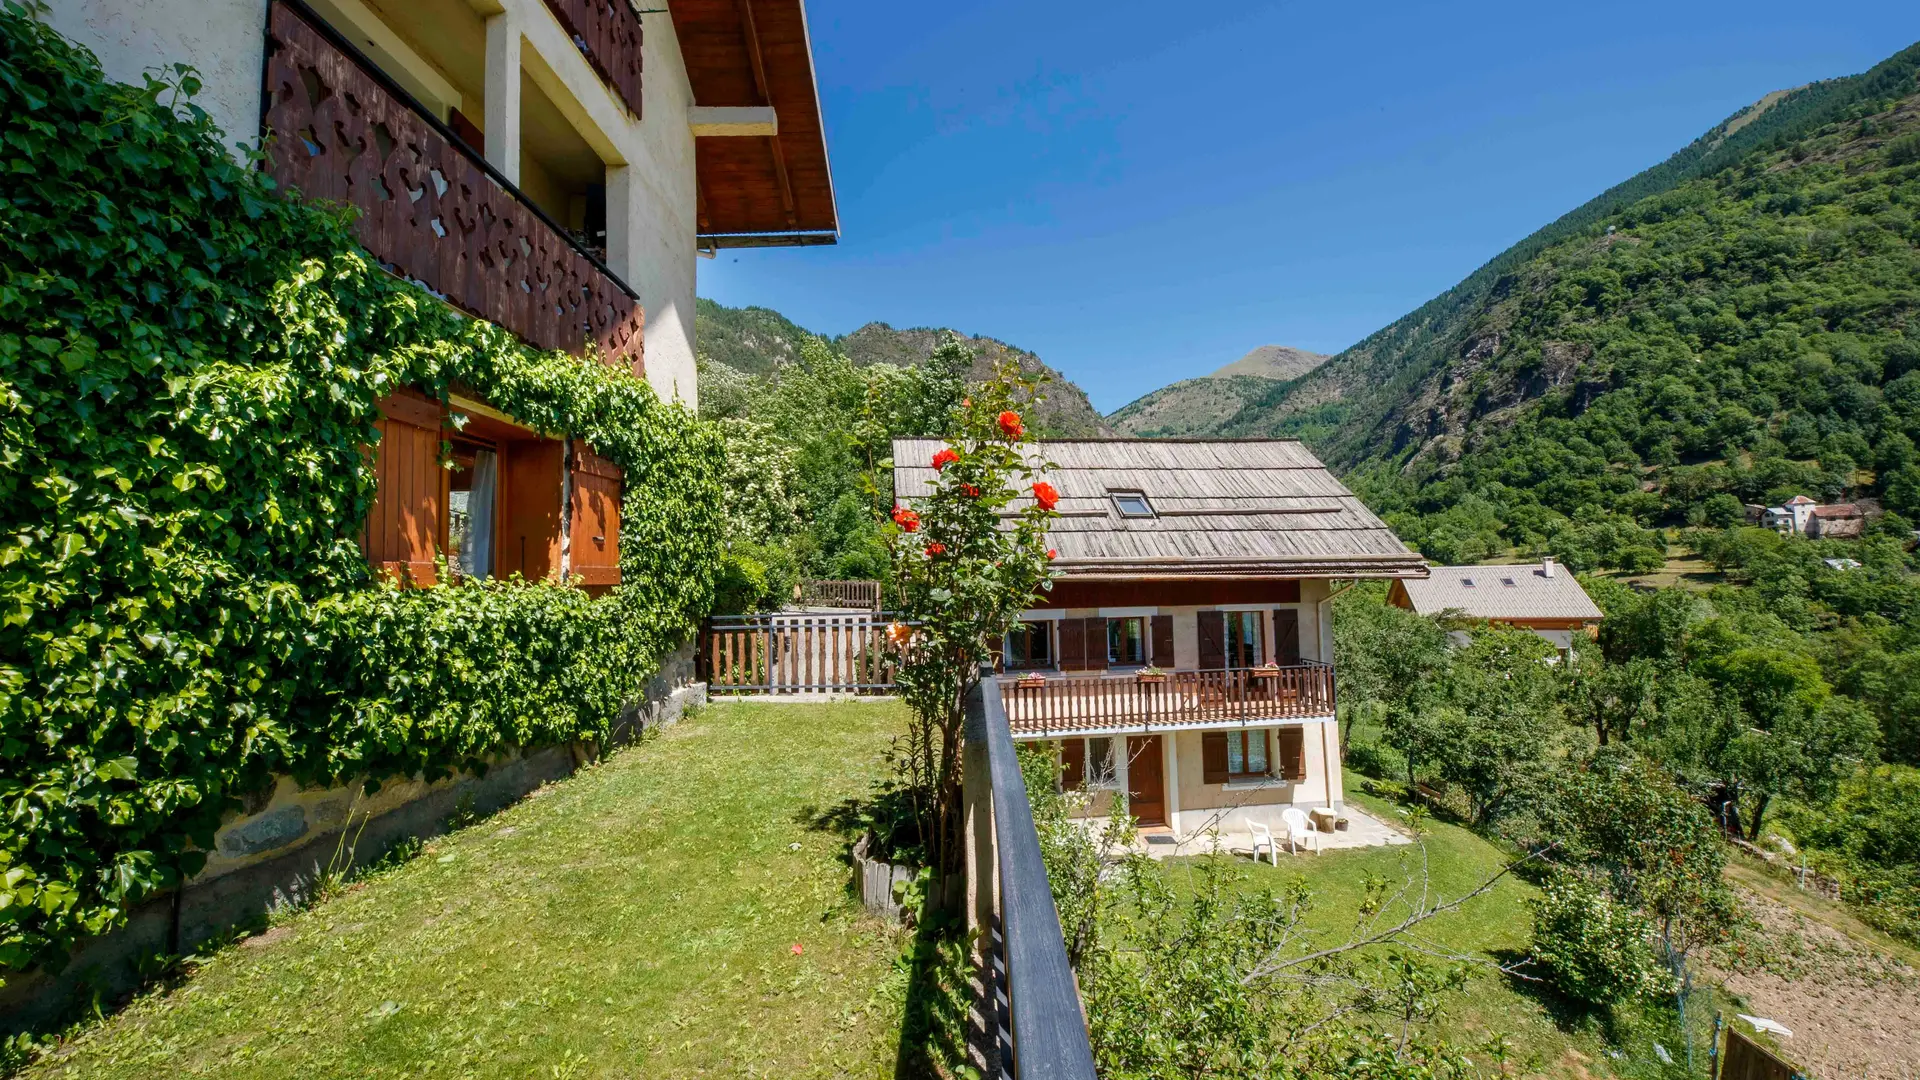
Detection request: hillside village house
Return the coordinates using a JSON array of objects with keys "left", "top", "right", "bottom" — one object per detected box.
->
[
  {"left": 1387, "top": 559, "right": 1603, "bottom": 656},
  {"left": 1743, "top": 494, "right": 1870, "bottom": 538},
  {"left": 895, "top": 438, "right": 1428, "bottom": 839},
  {"left": 50, "top": 0, "right": 835, "bottom": 583}
]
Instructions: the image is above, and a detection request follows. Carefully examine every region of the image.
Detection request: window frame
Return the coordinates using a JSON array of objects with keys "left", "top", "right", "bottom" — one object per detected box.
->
[
  {"left": 1223, "top": 728, "right": 1271, "bottom": 782},
  {"left": 1224, "top": 610, "right": 1263, "bottom": 669},
  {"left": 1085, "top": 736, "right": 1120, "bottom": 789},
  {"left": 1109, "top": 490, "right": 1156, "bottom": 518},
  {"left": 1005, "top": 621, "right": 1054, "bottom": 670},
  {"left": 1107, "top": 616, "right": 1146, "bottom": 666}
]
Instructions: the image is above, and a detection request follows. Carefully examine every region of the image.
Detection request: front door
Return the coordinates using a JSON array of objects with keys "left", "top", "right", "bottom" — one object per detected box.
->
[{"left": 1127, "top": 734, "right": 1166, "bottom": 826}]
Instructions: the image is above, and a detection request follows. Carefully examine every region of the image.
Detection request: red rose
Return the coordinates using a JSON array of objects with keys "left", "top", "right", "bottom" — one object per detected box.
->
[
  {"left": 998, "top": 411, "right": 1024, "bottom": 440},
  {"left": 1031, "top": 481, "right": 1059, "bottom": 510},
  {"left": 1046, "top": 548, "right": 1058, "bottom": 560},
  {"left": 891, "top": 506, "right": 920, "bottom": 532},
  {"left": 961, "top": 484, "right": 981, "bottom": 498},
  {"left": 931, "top": 447, "right": 960, "bottom": 471},
  {"left": 926, "top": 542, "right": 947, "bottom": 556}
]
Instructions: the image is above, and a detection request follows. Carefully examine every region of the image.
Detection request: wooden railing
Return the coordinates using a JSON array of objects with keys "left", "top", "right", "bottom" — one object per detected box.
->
[
  {"left": 965, "top": 670, "right": 1100, "bottom": 1078},
  {"left": 263, "top": 0, "right": 644, "bottom": 374},
  {"left": 701, "top": 613, "right": 904, "bottom": 693},
  {"left": 997, "top": 664, "right": 1336, "bottom": 737},
  {"left": 541, "top": 0, "right": 645, "bottom": 117},
  {"left": 796, "top": 579, "right": 882, "bottom": 610}
]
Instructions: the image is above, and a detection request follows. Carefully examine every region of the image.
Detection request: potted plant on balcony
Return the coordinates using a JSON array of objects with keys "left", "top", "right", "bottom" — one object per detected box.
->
[
  {"left": 1135, "top": 665, "right": 1168, "bottom": 685},
  {"left": 1249, "top": 661, "right": 1284, "bottom": 680},
  {"left": 1014, "top": 671, "right": 1049, "bottom": 689}
]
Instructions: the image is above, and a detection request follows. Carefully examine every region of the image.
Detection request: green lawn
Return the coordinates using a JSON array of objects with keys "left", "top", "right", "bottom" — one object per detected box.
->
[
  {"left": 27, "top": 700, "right": 910, "bottom": 1079},
  {"left": 1152, "top": 789, "right": 1721, "bottom": 1079}
]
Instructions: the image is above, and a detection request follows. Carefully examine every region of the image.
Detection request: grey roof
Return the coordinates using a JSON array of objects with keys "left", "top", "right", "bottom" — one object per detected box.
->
[
  {"left": 1397, "top": 563, "right": 1603, "bottom": 621},
  {"left": 891, "top": 438, "right": 1426, "bottom": 578}
]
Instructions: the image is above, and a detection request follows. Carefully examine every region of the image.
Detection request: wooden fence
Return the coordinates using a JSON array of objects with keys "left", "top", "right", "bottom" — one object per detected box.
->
[
  {"left": 1717, "top": 1028, "right": 1802, "bottom": 1080},
  {"left": 701, "top": 613, "right": 903, "bottom": 694},
  {"left": 795, "top": 579, "right": 883, "bottom": 610},
  {"left": 996, "top": 663, "right": 1336, "bottom": 738}
]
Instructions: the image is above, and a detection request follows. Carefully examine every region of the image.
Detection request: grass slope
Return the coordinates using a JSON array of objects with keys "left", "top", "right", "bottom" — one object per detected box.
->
[{"left": 27, "top": 701, "right": 910, "bottom": 1080}]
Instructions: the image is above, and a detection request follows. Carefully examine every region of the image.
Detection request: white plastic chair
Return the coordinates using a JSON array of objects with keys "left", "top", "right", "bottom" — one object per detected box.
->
[
  {"left": 1247, "top": 820, "right": 1279, "bottom": 866},
  {"left": 1280, "top": 807, "right": 1319, "bottom": 855}
]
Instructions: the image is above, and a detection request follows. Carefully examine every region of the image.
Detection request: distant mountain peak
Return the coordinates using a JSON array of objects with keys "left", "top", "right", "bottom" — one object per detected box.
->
[{"left": 1209, "top": 345, "right": 1330, "bottom": 381}]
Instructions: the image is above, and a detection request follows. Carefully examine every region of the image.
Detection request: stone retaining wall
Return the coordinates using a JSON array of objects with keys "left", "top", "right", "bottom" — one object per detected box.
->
[{"left": 2, "top": 643, "right": 704, "bottom": 1032}]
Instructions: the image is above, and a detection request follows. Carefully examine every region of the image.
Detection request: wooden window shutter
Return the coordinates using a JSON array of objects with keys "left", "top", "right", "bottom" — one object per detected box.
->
[
  {"left": 567, "top": 443, "right": 622, "bottom": 590},
  {"left": 1272, "top": 609, "right": 1302, "bottom": 665},
  {"left": 1058, "top": 617, "right": 1087, "bottom": 670},
  {"left": 1202, "top": 732, "right": 1229, "bottom": 784},
  {"left": 1088, "top": 618, "right": 1110, "bottom": 671},
  {"left": 1197, "top": 611, "right": 1226, "bottom": 670},
  {"left": 498, "top": 439, "right": 565, "bottom": 581},
  {"left": 1278, "top": 726, "right": 1306, "bottom": 780},
  {"left": 362, "top": 389, "right": 446, "bottom": 585},
  {"left": 1150, "top": 614, "right": 1174, "bottom": 667},
  {"left": 1061, "top": 739, "right": 1085, "bottom": 789}
]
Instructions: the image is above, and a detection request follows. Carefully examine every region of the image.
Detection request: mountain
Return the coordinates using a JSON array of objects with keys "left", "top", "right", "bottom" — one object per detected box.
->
[
  {"left": 1218, "top": 41, "right": 1920, "bottom": 467},
  {"left": 1209, "top": 345, "right": 1330, "bottom": 381},
  {"left": 1108, "top": 346, "right": 1329, "bottom": 437},
  {"left": 696, "top": 301, "right": 1113, "bottom": 436},
  {"left": 1216, "top": 41, "right": 1920, "bottom": 568}
]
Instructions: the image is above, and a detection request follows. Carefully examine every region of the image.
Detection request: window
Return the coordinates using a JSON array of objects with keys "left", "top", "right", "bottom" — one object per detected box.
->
[
  {"left": 1107, "top": 616, "right": 1145, "bottom": 665},
  {"left": 1110, "top": 490, "right": 1155, "bottom": 518},
  {"left": 1225, "top": 610, "right": 1262, "bottom": 669},
  {"left": 1462, "top": 578, "right": 1476, "bottom": 588},
  {"left": 1060, "top": 735, "right": 1120, "bottom": 790},
  {"left": 1225, "top": 729, "right": 1269, "bottom": 779},
  {"left": 446, "top": 438, "right": 498, "bottom": 579},
  {"left": 1005, "top": 621, "right": 1053, "bottom": 669},
  {"left": 1501, "top": 577, "right": 1516, "bottom": 587}
]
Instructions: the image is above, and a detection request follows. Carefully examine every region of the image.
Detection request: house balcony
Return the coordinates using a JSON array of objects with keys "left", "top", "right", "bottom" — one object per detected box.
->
[
  {"left": 262, "top": 0, "right": 644, "bottom": 375},
  {"left": 997, "top": 663, "right": 1337, "bottom": 740}
]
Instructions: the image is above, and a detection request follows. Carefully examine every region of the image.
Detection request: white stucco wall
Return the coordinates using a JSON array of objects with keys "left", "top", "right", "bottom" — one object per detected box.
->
[
  {"left": 42, "top": 0, "right": 699, "bottom": 405},
  {"left": 46, "top": 0, "right": 270, "bottom": 160}
]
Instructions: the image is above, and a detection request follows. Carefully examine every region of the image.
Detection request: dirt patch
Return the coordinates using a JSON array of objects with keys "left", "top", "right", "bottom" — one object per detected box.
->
[
  {"left": 240, "top": 925, "right": 294, "bottom": 950},
  {"left": 1708, "top": 887, "right": 1920, "bottom": 1079}
]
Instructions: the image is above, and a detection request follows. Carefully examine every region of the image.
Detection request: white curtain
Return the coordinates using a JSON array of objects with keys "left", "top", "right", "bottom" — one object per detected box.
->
[{"left": 462, "top": 449, "right": 497, "bottom": 578}]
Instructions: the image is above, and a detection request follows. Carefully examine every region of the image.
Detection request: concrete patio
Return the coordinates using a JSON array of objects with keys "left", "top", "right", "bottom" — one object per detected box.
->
[{"left": 1102, "top": 803, "right": 1415, "bottom": 861}]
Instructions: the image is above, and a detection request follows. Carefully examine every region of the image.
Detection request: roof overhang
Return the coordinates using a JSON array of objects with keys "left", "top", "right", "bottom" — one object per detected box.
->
[
  {"left": 1049, "top": 556, "right": 1432, "bottom": 580},
  {"left": 669, "top": 0, "right": 839, "bottom": 246}
]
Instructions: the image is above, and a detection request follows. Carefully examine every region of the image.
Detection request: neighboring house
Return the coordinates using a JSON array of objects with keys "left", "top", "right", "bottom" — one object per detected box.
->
[
  {"left": 1387, "top": 558, "right": 1603, "bottom": 656},
  {"left": 1807, "top": 503, "right": 1866, "bottom": 539},
  {"left": 893, "top": 438, "right": 1428, "bottom": 836},
  {"left": 50, "top": 0, "right": 836, "bottom": 584},
  {"left": 1760, "top": 495, "right": 1819, "bottom": 535}
]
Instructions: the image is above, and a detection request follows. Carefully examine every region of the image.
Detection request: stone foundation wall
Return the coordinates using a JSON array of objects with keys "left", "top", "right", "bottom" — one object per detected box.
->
[{"left": 2, "top": 643, "right": 703, "bottom": 1032}]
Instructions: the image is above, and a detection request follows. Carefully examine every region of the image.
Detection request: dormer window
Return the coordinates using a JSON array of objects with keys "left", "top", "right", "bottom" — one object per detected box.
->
[
  {"left": 1111, "top": 491, "right": 1155, "bottom": 518},
  {"left": 1462, "top": 578, "right": 1476, "bottom": 588},
  {"left": 1501, "top": 577, "right": 1516, "bottom": 587}
]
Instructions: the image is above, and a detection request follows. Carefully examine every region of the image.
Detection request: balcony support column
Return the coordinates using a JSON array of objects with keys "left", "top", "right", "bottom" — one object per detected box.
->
[{"left": 484, "top": 12, "right": 522, "bottom": 184}]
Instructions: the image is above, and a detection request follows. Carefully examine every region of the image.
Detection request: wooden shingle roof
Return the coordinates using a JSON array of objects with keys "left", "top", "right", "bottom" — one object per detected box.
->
[{"left": 892, "top": 438, "right": 1427, "bottom": 579}]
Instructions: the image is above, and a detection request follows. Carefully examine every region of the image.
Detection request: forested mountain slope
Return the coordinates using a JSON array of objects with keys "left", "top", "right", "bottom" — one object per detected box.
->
[
  {"left": 696, "top": 300, "right": 1111, "bottom": 436},
  {"left": 1227, "top": 46, "right": 1920, "bottom": 566},
  {"left": 1222, "top": 42, "right": 1920, "bottom": 467}
]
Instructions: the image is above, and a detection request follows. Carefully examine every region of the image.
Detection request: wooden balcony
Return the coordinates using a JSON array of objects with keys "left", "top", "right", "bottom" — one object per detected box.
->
[
  {"left": 263, "top": 0, "right": 644, "bottom": 375},
  {"left": 998, "top": 664, "right": 1337, "bottom": 739},
  {"left": 541, "top": 0, "right": 645, "bottom": 117}
]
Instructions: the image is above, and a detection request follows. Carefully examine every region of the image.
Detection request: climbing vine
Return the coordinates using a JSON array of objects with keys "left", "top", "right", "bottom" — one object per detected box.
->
[{"left": 0, "top": 2, "right": 720, "bottom": 977}]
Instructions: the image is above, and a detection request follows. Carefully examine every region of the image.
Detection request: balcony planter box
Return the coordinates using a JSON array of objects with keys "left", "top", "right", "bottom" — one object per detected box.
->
[
  {"left": 1249, "top": 666, "right": 1284, "bottom": 680},
  {"left": 1015, "top": 675, "right": 1048, "bottom": 689},
  {"left": 1135, "top": 673, "right": 1168, "bottom": 685}
]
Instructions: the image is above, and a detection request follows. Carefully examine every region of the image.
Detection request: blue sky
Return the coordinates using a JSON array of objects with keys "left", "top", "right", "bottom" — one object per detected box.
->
[{"left": 696, "top": 1, "right": 1920, "bottom": 414}]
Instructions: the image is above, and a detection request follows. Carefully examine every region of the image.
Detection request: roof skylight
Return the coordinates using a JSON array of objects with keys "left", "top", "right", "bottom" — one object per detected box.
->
[{"left": 1111, "top": 491, "right": 1155, "bottom": 518}]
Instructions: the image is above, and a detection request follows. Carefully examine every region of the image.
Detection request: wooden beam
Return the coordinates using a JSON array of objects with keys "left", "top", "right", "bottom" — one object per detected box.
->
[{"left": 734, "top": 0, "right": 798, "bottom": 227}]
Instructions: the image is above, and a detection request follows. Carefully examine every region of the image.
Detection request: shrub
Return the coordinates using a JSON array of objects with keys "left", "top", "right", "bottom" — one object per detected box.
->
[
  {"left": 1887, "top": 132, "right": 1920, "bottom": 167},
  {"left": 1528, "top": 872, "right": 1673, "bottom": 1005}
]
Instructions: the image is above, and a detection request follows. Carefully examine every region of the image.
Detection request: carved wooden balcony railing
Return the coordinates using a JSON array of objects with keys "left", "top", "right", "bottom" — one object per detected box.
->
[
  {"left": 542, "top": 0, "right": 645, "bottom": 117},
  {"left": 263, "top": 0, "right": 644, "bottom": 376},
  {"left": 997, "top": 664, "right": 1337, "bottom": 739}
]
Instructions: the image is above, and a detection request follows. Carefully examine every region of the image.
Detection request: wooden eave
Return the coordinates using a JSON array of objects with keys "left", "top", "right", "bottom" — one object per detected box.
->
[{"left": 670, "top": 0, "right": 838, "bottom": 245}]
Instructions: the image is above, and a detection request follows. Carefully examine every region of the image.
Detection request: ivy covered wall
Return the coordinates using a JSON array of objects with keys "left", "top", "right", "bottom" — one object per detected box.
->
[{"left": 0, "top": 4, "right": 721, "bottom": 976}]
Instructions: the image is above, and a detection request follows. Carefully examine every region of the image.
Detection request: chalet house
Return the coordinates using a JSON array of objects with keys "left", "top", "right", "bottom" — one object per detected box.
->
[
  {"left": 51, "top": 0, "right": 836, "bottom": 584},
  {"left": 894, "top": 438, "right": 1428, "bottom": 837},
  {"left": 1387, "top": 558, "right": 1602, "bottom": 655}
]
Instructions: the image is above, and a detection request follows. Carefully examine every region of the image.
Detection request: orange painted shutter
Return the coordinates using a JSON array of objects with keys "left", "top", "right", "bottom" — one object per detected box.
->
[
  {"left": 499, "top": 439, "right": 564, "bottom": 580},
  {"left": 362, "top": 389, "right": 445, "bottom": 585},
  {"left": 568, "top": 443, "right": 622, "bottom": 588}
]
